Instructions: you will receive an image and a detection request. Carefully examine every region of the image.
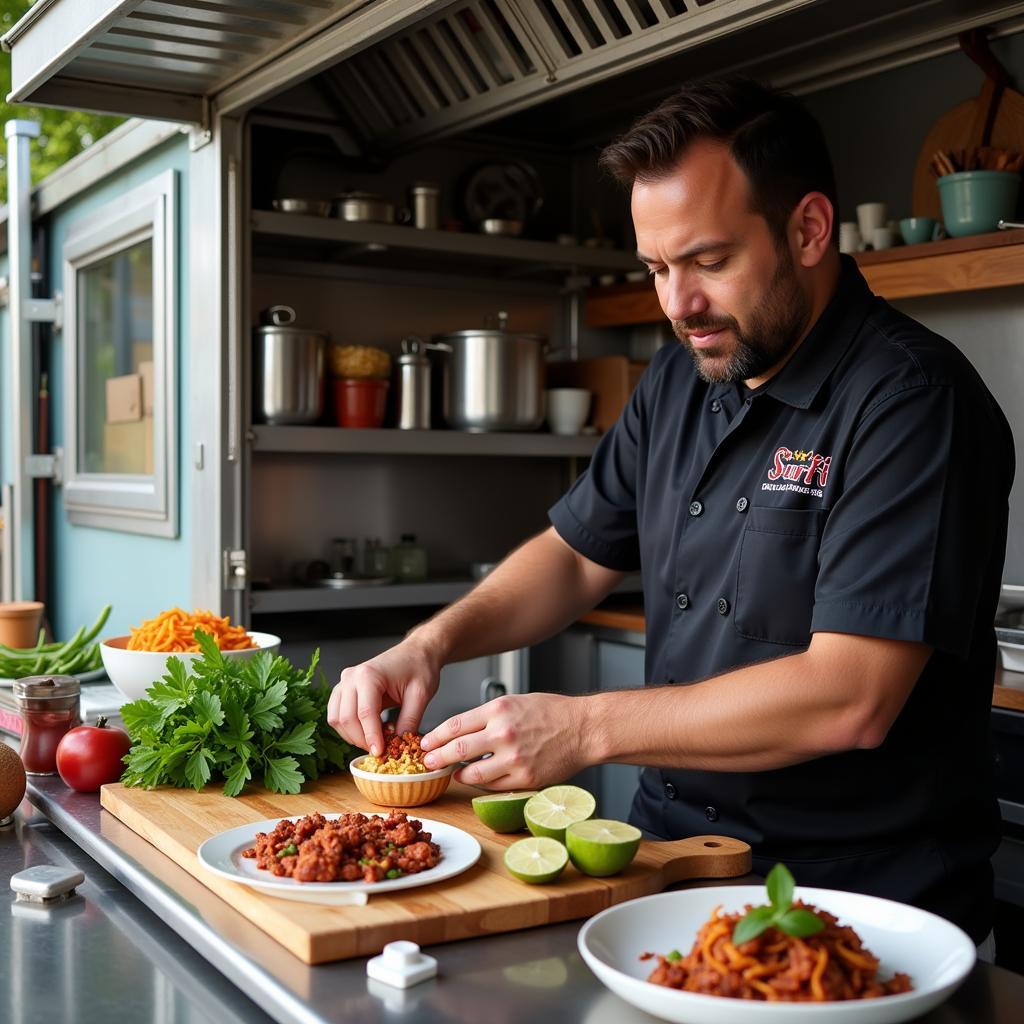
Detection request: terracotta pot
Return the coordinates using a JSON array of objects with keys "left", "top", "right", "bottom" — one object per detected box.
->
[
  {"left": 334, "top": 378, "right": 389, "bottom": 428},
  {"left": 0, "top": 601, "right": 45, "bottom": 649}
]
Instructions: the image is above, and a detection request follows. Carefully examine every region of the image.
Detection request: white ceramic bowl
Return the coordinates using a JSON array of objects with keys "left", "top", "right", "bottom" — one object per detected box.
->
[
  {"left": 577, "top": 885, "right": 975, "bottom": 1024},
  {"left": 100, "top": 631, "right": 281, "bottom": 702}
]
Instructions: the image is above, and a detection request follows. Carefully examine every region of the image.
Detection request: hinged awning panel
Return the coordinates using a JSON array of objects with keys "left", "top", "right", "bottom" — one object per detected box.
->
[{"left": 2, "top": 0, "right": 355, "bottom": 122}]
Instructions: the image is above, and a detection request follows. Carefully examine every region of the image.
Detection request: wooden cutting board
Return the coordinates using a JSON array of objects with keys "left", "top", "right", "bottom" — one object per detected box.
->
[{"left": 100, "top": 775, "right": 751, "bottom": 965}]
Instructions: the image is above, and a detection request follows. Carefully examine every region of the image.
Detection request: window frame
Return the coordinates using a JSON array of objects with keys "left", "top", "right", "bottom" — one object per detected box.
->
[{"left": 62, "top": 169, "right": 177, "bottom": 537}]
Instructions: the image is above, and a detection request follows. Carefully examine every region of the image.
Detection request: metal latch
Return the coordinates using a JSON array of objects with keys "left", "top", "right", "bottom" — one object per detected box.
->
[
  {"left": 223, "top": 549, "right": 248, "bottom": 591},
  {"left": 189, "top": 97, "right": 213, "bottom": 152},
  {"left": 25, "top": 447, "right": 62, "bottom": 486},
  {"left": 26, "top": 291, "right": 62, "bottom": 330}
]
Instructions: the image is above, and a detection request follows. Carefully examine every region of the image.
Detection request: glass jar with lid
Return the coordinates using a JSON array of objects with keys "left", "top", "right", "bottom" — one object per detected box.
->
[
  {"left": 13, "top": 675, "right": 81, "bottom": 775},
  {"left": 390, "top": 534, "right": 428, "bottom": 583}
]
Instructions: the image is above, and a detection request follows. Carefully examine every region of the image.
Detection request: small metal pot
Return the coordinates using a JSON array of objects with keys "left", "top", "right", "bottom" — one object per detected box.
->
[
  {"left": 272, "top": 198, "right": 331, "bottom": 217},
  {"left": 431, "top": 313, "right": 546, "bottom": 432},
  {"left": 253, "top": 306, "right": 326, "bottom": 425},
  {"left": 334, "top": 192, "right": 395, "bottom": 224}
]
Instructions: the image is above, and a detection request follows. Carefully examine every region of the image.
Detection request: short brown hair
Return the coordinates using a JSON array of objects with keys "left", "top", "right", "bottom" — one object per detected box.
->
[{"left": 600, "top": 77, "right": 838, "bottom": 247}]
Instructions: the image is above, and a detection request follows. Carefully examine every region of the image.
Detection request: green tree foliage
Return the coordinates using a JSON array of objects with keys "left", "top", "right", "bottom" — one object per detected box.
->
[{"left": 0, "top": 0, "right": 123, "bottom": 203}]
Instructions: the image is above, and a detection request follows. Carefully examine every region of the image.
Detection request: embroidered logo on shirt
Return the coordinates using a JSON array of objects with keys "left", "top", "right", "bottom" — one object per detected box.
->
[{"left": 763, "top": 447, "right": 831, "bottom": 497}]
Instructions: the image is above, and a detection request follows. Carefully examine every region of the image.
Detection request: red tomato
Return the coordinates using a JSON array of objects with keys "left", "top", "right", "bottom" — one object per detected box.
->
[{"left": 56, "top": 717, "right": 132, "bottom": 793}]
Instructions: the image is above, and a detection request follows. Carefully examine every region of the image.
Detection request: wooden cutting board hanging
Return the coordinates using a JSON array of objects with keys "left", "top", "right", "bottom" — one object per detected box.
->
[{"left": 912, "top": 29, "right": 1024, "bottom": 218}]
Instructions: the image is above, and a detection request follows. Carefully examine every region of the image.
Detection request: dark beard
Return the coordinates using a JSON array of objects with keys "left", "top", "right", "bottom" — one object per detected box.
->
[{"left": 672, "top": 255, "right": 811, "bottom": 384}]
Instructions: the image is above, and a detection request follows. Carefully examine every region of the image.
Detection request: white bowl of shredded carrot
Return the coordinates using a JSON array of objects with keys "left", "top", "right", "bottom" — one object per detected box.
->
[
  {"left": 100, "top": 608, "right": 280, "bottom": 702},
  {"left": 578, "top": 885, "right": 975, "bottom": 1024}
]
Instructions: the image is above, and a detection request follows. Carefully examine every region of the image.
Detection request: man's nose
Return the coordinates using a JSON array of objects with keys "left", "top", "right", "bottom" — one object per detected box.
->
[{"left": 660, "top": 270, "right": 709, "bottom": 322}]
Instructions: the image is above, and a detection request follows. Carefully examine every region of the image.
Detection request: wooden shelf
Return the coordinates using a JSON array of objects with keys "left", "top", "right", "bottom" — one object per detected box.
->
[
  {"left": 855, "top": 227, "right": 1024, "bottom": 299},
  {"left": 583, "top": 228, "right": 1024, "bottom": 327}
]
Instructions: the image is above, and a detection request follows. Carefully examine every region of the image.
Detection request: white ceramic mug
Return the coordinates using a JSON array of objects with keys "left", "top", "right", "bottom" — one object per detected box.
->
[
  {"left": 838, "top": 221, "right": 863, "bottom": 254},
  {"left": 856, "top": 202, "right": 888, "bottom": 239},
  {"left": 546, "top": 388, "right": 591, "bottom": 436},
  {"left": 871, "top": 226, "right": 896, "bottom": 250}
]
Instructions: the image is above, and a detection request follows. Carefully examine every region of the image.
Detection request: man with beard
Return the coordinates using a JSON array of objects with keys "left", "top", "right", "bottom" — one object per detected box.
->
[{"left": 329, "top": 77, "right": 1012, "bottom": 952}]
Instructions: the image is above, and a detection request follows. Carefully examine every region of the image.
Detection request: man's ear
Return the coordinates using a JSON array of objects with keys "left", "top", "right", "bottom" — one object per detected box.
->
[{"left": 791, "top": 192, "right": 834, "bottom": 268}]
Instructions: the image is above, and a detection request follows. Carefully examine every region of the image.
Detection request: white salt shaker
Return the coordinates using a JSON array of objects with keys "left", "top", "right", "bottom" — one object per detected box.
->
[{"left": 366, "top": 940, "right": 438, "bottom": 988}]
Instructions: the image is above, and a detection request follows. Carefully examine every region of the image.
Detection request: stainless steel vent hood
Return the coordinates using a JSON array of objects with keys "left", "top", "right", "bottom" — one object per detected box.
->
[{"left": 5, "top": 0, "right": 1024, "bottom": 143}]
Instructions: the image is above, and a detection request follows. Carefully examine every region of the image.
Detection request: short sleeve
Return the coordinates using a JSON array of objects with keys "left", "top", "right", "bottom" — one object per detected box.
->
[
  {"left": 811, "top": 383, "right": 1009, "bottom": 658},
  {"left": 547, "top": 372, "right": 647, "bottom": 572}
]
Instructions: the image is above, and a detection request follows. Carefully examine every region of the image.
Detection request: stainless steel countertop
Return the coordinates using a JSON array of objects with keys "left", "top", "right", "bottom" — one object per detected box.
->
[{"left": 4, "top": 764, "right": 1024, "bottom": 1024}]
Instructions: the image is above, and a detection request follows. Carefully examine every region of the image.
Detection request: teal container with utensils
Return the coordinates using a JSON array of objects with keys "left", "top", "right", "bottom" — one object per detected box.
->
[{"left": 937, "top": 170, "right": 1020, "bottom": 237}]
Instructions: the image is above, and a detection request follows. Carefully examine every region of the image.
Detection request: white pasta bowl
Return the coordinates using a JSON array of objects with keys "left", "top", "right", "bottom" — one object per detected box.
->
[
  {"left": 100, "top": 631, "right": 281, "bottom": 702},
  {"left": 577, "top": 885, "right": 975, "bottom": 1024}
]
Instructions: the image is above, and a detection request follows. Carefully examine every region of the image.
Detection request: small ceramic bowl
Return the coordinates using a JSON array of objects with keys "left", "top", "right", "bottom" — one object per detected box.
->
[{"left": 349, "top": 754, "right": 456, "bottom": 807}]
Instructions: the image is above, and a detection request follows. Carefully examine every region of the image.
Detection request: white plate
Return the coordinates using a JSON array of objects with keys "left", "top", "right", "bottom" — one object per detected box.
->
[
  {"left": 196, "top": 813, "right": 481, "bottom": 906},
  {"left": 577, "top": 886, "right": 975, "bottom": 1024}
]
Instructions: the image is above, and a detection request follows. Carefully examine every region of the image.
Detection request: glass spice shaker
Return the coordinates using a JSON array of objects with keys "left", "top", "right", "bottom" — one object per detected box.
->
[{"left": 13, "top": 675, "right": 81, "bottom": 776}]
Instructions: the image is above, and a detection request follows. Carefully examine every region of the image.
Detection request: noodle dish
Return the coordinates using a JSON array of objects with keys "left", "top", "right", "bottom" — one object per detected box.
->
[{"left": 577, "top": 873, "right": 976, "bottom": 1024}]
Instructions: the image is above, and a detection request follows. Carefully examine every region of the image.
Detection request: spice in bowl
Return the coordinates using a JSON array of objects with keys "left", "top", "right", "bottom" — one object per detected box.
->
[
  {"left": 361, "top": 730, "right": 430, "bottom": 774},
  {"left": 350, "top": 730, "right": 455, "bottom": 807}
]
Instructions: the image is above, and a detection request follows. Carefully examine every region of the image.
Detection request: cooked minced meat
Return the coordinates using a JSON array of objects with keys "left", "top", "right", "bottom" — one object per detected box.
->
[{"left": 241, "top": 810, "right": 442, "bottom": 883}]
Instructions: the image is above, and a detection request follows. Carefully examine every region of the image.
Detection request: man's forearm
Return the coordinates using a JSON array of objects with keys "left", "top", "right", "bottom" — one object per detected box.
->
[
  {"left": 583, "top": 633, "right": 930, "bottom": 773},
  {"left": 409, "top": 527, "right": 623, "bottom": 665}
]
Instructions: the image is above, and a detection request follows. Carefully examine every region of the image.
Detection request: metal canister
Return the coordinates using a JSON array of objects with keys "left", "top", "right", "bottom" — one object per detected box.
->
[
  {"left": 410, "top": 182, "right": 440, "bottom": 230},
  {"left": 252, "top": 305, "right": 327, "bottom": 425},
  {"left": 396, "top": 336, "right": 432, "bottom": 430},
  {"left": 13, "top": 675, "right": 81, "bottom": 775}
]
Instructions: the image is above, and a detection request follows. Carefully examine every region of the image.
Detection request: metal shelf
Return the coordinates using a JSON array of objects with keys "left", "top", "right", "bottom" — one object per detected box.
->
[
  {"left": 251, "top": 580, "right": 474, "bottom": 614},
  {"left": 250, "top": 426, "right": 601, "bottom": 458},
  {"left": 250, "top": 573, "right": 644, "bottom": 615},
  {"left": 250, "top": 210, "right": 641, "bottom": 275}
]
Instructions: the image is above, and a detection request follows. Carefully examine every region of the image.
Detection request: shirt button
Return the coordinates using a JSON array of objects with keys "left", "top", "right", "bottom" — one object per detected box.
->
[
  {"left": 705, "top": 806, "right": 719, "bottom": 822},
  {"left": 675, "top": 592, "right": 689, "bottom": 610},
  {"left": 689, "top": 500, "right": 703, "bottom": 517},
  {"left": 665, "top": 782, "right": 678, "bottom": 800},
  {"left": 735, "top": 497, "right": 748, "bottom": 513},
  {"left": 717, "top": 597, "right": 730, "bottom": 616},
  {"left": 710, "top": 399, "right": 722, "bottom": 413}
]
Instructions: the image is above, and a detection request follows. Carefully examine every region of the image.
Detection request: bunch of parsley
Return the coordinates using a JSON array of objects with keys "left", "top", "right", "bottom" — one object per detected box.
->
[{"left": 119, "top": 630, "right": 360, "bottom": 796}]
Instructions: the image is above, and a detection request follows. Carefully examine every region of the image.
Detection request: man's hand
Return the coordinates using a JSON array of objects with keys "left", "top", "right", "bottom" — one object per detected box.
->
[
  {"left": 328, "top": 637, "right": 442, "bottom": 757},
  {"left": 420, "top": 693, "right": 591, "bottom": 789}
]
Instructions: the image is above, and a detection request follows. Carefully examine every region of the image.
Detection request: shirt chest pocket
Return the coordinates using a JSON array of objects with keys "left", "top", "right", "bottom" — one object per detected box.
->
[{"left": 735, "top": 506, "right": 826, "bottom": 646}]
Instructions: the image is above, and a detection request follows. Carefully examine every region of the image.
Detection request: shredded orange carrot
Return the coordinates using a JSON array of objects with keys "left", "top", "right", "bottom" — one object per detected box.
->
[{"left": 127, "top": 608, "right": 256, "bottom": 652}]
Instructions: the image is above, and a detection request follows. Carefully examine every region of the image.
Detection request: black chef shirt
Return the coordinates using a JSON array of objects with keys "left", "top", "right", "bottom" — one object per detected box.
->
[{"left": 549, "top": 256, "right": 1013, "bottom": 943}]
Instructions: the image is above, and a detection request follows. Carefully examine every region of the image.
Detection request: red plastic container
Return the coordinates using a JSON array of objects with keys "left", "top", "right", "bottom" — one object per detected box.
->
[{"left": 334, "top": 378, "right": 389, "bottom": 428}]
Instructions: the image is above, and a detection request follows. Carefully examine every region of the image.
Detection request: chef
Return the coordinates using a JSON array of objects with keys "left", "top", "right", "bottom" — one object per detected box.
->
[{"left": 329, "top": 77, "right": 1013, "bottom": 952}]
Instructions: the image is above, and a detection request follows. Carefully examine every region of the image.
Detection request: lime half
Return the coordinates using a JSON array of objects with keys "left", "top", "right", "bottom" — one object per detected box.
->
[
  {"left": 472, "top": 791, "right": 537, "bottom": 833},
  {"left": 504, "top": 836, "right": 569, "bottom": 884},
  {"left": 524, "top": 785, "right": 596, "bottom": 842},
  {"left": 565, "top": 819, "right": 642, "bottom": 877}
]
